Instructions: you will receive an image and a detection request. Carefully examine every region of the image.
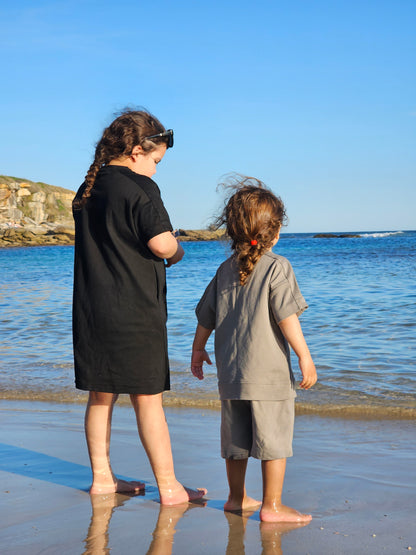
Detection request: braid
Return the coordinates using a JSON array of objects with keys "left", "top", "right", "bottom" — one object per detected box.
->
[
  {"left": 72, "top": 142, "right": 109, "bottom": 210},
  {"left": 235, "top": 240, "right": 271, "bottom": 286}
]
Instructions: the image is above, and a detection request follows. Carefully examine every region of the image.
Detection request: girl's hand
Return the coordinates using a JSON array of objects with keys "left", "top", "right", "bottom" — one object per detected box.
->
[
  {"left": 165, "top": 240, "right": 184, "bottom": 267},
  {"left": 191, "top": 349, "right": 212, "bottom": 380},
  {"left": 299, "top": 356, "right": 317, "bottom": 389}
]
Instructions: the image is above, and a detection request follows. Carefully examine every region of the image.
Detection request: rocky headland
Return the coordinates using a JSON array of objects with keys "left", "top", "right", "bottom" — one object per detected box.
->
[
  {"left": 0, "top": 175, "right": 225, "bottom": 247},
  {"left": 0, "top": 176, "right": 76, "bottom": 247}
]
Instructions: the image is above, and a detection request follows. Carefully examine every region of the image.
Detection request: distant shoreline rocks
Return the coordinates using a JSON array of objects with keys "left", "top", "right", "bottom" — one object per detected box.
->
[
  {"left": 0, "top": 226, "right": 369, "bottom": 248},
  {"left": 0, "top": 224, "right": 76, "bottom": 247},
  {"left": 313, "top": 233, "right": 362, "bottom": 238},
  {"left": 0, "top": 225, "right": 226, "bottom": 248},
  {"left": 175, "top": 228, "right": 226, "bottom": 241}
]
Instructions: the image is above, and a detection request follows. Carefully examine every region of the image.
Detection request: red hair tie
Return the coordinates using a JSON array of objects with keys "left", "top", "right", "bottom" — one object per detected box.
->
[{"left": 250, "top": 239, "right": 258, "bottom": 246}]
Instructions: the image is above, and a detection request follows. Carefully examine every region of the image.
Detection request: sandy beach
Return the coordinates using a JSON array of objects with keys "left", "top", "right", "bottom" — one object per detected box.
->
[{"left": 0, "top": 400, "right": 415, "bottom": 554}]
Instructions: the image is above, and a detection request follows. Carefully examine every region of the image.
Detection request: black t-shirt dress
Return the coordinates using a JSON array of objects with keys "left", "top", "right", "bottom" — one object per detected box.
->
[{"left": 72, "top": 165, "right": 173, "bottom": 394}]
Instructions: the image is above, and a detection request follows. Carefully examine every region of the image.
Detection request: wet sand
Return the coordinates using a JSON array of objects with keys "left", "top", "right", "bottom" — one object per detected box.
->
[{"left": 0, "top": 400, "right": 415, "bottom": 554}]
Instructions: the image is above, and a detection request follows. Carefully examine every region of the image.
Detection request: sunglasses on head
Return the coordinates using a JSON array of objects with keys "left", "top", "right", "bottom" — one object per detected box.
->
[{"left": 144, "top": 129, "right": 174, "bottom": 149}]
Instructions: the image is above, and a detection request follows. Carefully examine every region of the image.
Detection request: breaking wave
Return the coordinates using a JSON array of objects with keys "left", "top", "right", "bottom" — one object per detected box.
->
[{"left": 360, "top": 231, "right": 404, "bottom": 238}]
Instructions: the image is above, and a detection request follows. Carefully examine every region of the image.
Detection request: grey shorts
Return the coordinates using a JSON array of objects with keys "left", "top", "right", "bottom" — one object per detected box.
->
[{"left": 221, "top": 399, "right": 295, "bottom": 460}]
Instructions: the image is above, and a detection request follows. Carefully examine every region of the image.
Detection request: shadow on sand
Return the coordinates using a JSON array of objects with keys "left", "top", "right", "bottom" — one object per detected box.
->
[{"left": 0, "top": 442, "right": 152, "bottom": 493}]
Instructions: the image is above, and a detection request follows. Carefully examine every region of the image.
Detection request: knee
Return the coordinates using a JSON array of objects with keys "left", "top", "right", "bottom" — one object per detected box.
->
[
  {"left": 88, "top": 391, "right": 118, "bottom": 406},
  {"left": 129, "top": 393, "right": 163, "bottom": 412}
]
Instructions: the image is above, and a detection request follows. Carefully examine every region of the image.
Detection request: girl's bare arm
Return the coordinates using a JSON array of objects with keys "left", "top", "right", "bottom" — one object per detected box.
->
[
  {"left": 278, "top": 314, "right": 317, "bottom": 389},
  {"left": 147, "top": 232, "right": 184, "bottom": 266}
]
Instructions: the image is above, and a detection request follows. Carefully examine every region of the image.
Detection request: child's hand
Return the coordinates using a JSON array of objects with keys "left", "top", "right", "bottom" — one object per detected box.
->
[
  {"left": 165, "top": 240, "right": 184, "bottom": 267},
  {"left": 191, "top": 349, "right": 212, "bottom": 380},
  {"left": 299, "top": 356, "right": 317, "bottom": 390}
]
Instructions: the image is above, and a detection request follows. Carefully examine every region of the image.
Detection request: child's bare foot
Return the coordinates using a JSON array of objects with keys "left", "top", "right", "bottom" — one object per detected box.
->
[
  {"left": 224, "top": 495, "right": 261, "bottom": 512},
  {"left": 90, "top": 478, "right": 145, "bottom": 495},
  {"left": 260, "top": 503, "right": 312, "bottom": 523},
  {"left": 159, "top": 482, "right": 207, "bottom": 505}
]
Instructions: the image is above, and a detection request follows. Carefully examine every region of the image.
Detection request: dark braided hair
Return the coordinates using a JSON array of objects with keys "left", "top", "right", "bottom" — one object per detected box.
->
[
  {"left": 73, "top": 109, "right": 169, "bottom": 210},
  {"left": 215, "top": 175, "right": 287, "bottom": 285}
]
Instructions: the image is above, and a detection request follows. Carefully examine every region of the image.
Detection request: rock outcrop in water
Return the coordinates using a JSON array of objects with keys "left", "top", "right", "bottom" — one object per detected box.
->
[
  {"left": 175, "top": 228, "right": 226, "bottom": 241},
  {"left": 313, "top": 233, "right": 362, "bottom": 238}
]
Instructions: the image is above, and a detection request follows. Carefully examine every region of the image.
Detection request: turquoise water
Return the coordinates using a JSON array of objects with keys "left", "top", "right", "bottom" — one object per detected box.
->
[{"left": 1, "top": 231, "right": 415, "bottom": 416}]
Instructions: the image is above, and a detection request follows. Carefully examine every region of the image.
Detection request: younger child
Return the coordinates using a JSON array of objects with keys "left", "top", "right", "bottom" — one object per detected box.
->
[{"left": 191, "top": 176, "right": 317, "bottom": 522}]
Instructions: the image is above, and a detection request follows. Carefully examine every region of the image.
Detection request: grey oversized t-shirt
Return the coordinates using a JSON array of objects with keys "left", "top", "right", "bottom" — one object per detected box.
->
[{"left": 196, "top": 251, "right": 308, "bottom": 401}]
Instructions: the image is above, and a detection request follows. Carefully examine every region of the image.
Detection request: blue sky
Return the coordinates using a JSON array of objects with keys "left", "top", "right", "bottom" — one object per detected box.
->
[{"left": 1, "top": 0, "right": 415, "bottom": 232}]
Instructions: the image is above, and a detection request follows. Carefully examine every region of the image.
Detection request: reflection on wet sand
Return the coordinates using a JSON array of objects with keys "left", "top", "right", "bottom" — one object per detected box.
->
[
  {"left": 224, "top": 509, "right": 255, "bottom": 554},
  {"left": 83, "top": 492, "right": 139, "bottom": 554},
  {"left": 146, "top": 502, "right": 206, "bottom": 554},
  {"left": 82, "top": 492, "right": 309, "bottom": 554},
  {"left": 224, "top": 508, "right": 309, "bottom": 554},
  {"left": 83, "top": 493, "right": 207, "bottom": 555},
  {"left": 260, "top": 520, "right": 310, "bottom": 555}
]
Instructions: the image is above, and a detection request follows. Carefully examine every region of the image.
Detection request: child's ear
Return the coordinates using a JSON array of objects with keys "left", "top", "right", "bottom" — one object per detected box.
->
[{"left": 272, "top": 230, "right": 280, "bottom": 246}]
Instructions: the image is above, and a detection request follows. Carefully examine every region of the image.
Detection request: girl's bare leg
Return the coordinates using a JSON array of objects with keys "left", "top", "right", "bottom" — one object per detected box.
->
[
  {"left": 223, "top": 458, "right": 261, "bottom": 511},
  {"left": 260, "top": 458, "right": 312, "bottom": 522},
  {"left": 85, "top": 391, "right": 144, "bottom": 494},
  {"left": 130, "top": 393, "right": 207, "bottom": 505}
]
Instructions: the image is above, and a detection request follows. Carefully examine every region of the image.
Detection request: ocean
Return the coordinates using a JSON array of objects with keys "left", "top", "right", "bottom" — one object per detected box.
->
[{"left": 1, "top": 231, "right": 415, "bottom": 418}]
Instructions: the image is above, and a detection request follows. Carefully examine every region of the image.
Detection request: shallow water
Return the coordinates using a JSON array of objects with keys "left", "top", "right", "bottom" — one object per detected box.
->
[{"left": 1, "top": 230, "right": 415, "bottom": 417}]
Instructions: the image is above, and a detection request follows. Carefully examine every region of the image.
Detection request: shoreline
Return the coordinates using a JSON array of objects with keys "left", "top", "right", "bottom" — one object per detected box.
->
[
  {"left": 1, "top": 399, "right": 415, "bottom": 554},
  {"left": 0, "top": 390, "right": 415, "bottom": 419}
]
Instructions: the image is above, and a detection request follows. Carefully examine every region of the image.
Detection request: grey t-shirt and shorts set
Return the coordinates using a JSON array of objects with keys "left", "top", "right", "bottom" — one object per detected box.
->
[{"left": 196, "top": 251, "right": 308, "bottom": 461}]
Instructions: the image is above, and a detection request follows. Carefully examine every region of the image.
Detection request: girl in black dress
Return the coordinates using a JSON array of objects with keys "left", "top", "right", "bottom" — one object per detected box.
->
[{"left": 73, "top": 109, "right": 206, "bottom": 503}]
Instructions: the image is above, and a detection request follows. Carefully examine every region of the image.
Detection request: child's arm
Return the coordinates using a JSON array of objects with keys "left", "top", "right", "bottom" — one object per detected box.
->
[
  {"left": 278, "top": 313, "right": 317, "bottom": 390},
  {"left": 147, "top": 232, "right": 185, "bottom": 267},
  {"left": 191, "top": 324, "right": 213, "bottom": 380},
  {"left": 165, "top": 240, "right": 185, "bottom": 267}
]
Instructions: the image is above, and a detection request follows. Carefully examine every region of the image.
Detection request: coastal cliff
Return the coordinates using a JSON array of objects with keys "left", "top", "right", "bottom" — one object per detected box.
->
[
  {"left": 0, "top": 175, "right": 225, "bottom": 247},
  {"left": 0, "top": 176, "right": 76, "bottom": 247},
  {"left": 0, "top": 176, "right": 74, "bottom": 227}
]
